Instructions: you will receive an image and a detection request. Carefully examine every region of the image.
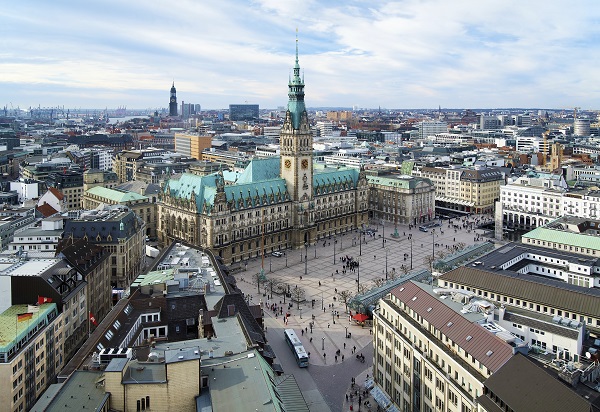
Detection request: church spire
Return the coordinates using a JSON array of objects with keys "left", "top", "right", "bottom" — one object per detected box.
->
[{"left": 287, "top": 31, "right": 306, "bottom": 130}]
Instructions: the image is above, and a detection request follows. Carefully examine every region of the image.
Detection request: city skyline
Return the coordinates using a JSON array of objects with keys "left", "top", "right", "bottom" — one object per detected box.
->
[{"left": 2, "top": 1, "right": 600, "bottom": 111}]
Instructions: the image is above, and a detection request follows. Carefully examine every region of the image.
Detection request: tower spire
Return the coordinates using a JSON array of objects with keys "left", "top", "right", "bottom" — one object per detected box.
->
[
  {"left": 286, "top": 30, "right": 306, "bottom": 130},
  {"left": 295, "top": 28, "right": 299, "bottom": 69}
]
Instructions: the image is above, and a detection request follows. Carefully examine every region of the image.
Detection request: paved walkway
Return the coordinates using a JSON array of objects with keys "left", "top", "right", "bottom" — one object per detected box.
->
[{"left": 237, "top": 214, "right": 493, "bottom": 369}]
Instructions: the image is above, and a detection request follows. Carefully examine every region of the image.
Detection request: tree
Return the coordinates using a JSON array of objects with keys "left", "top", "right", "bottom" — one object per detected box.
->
[
  {"left": 373, "top": 278, "right": 385, "bottom": 288},
  {"left": 265, "top": 277, "right": 277, "bottom": 299},
  {"left": 338, "top": 290, "right": 354, "bottom": 313},
  {"left": 423, "top": 255, "right": 436, "bottom": 272},
  {"left": 357, "top": 283, "right": 368, "bottom": 295},
  {"left": 399, "top": 264, "right": 410, "bottom": 276},
  {"left": 455, "top": 242, "right": 467, "bottom": 251},
  {"left": 435, "top": 250, "right": 447, "bottom": 260},
  {"left": 291, "top": 285, "right": 305, "bottom": 309},
  {"left": 253, "top": 271, "right": 264, "bottom": 294}
]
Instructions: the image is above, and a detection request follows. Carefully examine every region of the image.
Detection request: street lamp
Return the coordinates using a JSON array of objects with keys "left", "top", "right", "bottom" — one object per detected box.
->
[
  {"left": 432, "top": 228, "right": 436, "bottom": 260},
  {"left": 285, "top": 251, "right": 288, "bottom": 268},
  {"left": 322, "top": 337, "right": 325, "bottom": 350},
  {"left": 356, "top": 257, "right": 361, "bottom": 294},
  {"left": 304, "top": 242, "right": 308, "bottom": 275},
  {"left": 359, "top": 232, "right": 362, "bottom": 256},
  {"left": 410, "top": 239, "right": 413, "bottom": 270},
  {"left": 321, "top": 291, "right": 324, "bottom": 310},
  {"left": 269, "top": 253, "right": 272, "bottom": 273},
  {"left": 385, "top": 247, "right": 388, "bottom": 280},
  {"left": 345, "top": 326, "right": 348, "bottom": 338},
  {"left": 382, "top": 220, "right": 385, "bottom": 248},
  {"left": 333, "top": 235, "right": 336, "bottom": 264}
]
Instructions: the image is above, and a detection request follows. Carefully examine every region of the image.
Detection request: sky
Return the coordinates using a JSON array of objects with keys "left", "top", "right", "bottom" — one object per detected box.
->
[{"left": 1, "top": 0, "right": 600, "bottom": 111}]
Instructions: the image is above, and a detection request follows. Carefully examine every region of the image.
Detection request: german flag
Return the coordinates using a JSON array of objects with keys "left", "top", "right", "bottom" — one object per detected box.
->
[{"left": 17, "top": 313, "right": 33, "bottom": 322}]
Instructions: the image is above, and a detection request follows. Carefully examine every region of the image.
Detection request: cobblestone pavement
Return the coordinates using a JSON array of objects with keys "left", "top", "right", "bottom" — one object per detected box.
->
[{"left": 235, "top": 214, "right": 494, "bottom": 411}]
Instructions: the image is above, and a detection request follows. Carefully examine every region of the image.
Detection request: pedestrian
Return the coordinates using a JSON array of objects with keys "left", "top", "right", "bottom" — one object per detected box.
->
[
  {"left": 323, "top": 353, "right": 326, "bottom": 360},
  {"left": 335, "top": 355, "right": 338, "bottom": 362},
  {"left": 301, "top": 329, "right": 304, "bottom": 336},
  {"left": 342, "top": 354, "right": 345, "bottom": 361},
  {"left": 346, "top": 394, "right": 348, "bottom": 401},
  {"left": 344, "top": 342, "right": 346, "bottom": 349},
  {"left": 310, "top": 337, "right": 312, "bottom": 342},
  {"left": 328, "top": 323, "right": 330, "bottom": 328},
  {"left": 265, "top": 326, "right": 267, "bottom": 332}
]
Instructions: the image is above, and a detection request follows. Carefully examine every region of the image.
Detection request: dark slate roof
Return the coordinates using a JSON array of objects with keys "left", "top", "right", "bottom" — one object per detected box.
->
[
  {"left": 56, "top": 238, "right": 109, "bottom": 276},
  {"left": 63, "top": 209, "right": 143, "bottom": 244},
  {"left": 479, "top": 353, "right": 594, "bottom": 412},
  {"left": 214, "top": 293, "right": 265, "bottom": 346},
  {"left": 440, "top": 266, "right": 600, "bottom": 319}
]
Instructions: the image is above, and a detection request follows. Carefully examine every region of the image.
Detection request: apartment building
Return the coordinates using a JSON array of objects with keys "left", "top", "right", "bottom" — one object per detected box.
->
[
  {"left": 174, "top": 132, "right": 212, "bottom": 160},
  {"left": 373, "top": 281, "right": 524, "bottom": 412},
  {"left": 366, "top": 174, "right": 435, "bottom": 225},
  {"left": 416, "top": 166, "right": 503, "bottom": 214},
  {"left": 45, "top": 170, "right": 84, "bottom": 210},
  {"left": 63, "top": 206, "right": 145, "bottom": 289},
  {"left": 0, "top": 303, "right": 63, "bottom": 412}
]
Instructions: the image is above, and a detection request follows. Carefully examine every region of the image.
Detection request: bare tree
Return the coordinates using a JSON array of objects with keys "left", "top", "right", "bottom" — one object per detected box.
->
[
  {"left": 423, "top": 255, "right": 436, "bottom": 272},
  {"left": 337, "top": 290, "right": 354, "bottom": 313},
  {"left": 253, "top": 270, "right": 266, "bottom": 294},
  {"left": 455, "top": 242, "right": 467, "bottom": 251},
  {"left": 399, "top": 264, "right": 410, "bottom": 276},
  {"left": 435, "top": 250, "right": 447, "bottom": 260},
  {"left": 291, "top": 285, "right": 305, "bottom": 309},
  {"left": 373, "top": 278, "right": 385, "bottom": 288},
  {"left": 265, "top": 277, "right": 277, "bottom": 299},
  {"left": 389, "top": 268, "right": 398, "bottom": 280},
  {"left": 357, "top": 283, "right": 369, "bottom": 295}
]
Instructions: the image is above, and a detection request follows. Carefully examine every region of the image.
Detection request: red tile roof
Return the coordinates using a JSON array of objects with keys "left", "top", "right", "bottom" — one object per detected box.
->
[
  {"left": 47, "top": 187, "right": 64, "bottom": 200},
  {"left": 391, "top": 281, "right": 514, "bottom": 373},
  {"left": 36, "top": 202, "right": 58, "bottom": 218}
]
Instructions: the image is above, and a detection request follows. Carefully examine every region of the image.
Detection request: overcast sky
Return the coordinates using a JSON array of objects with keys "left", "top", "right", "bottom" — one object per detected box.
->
[{"left": 2, "top": 0, "right": 599, "bottom": 111}]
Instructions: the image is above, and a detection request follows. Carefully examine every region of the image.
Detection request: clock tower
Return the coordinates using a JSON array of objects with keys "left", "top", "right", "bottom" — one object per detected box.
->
[
  {"left": 169, "top": 82, "right": 178, "bottom": 116},
  {"left": 280, "top": 36, "right": 315, "bottom": 247}
]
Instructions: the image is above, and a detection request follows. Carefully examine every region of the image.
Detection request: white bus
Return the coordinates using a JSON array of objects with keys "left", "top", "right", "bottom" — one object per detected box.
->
[{"left": 284, "top": 328, "right": 309, "bottom": 367}]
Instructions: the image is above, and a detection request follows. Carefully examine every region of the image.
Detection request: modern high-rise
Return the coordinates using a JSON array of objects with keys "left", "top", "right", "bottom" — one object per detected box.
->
[{"left": 229, "top": 104, "right": 259, "bottom": 121}]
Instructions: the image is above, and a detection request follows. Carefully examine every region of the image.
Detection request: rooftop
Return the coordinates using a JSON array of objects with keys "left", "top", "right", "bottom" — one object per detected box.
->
[
  {"left": 0, "top": 303, "right": 57, "bottom": 353},
  {"left": 31, "top": 370, "right": 109, "bottom": 412}
]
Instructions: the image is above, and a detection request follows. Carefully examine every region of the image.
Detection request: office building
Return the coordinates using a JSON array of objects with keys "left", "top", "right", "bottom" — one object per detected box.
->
[{"left": 229, "top": 104, "right": 259, "bottom": 121}]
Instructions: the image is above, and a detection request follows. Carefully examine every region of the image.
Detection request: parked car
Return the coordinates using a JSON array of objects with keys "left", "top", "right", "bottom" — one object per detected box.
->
[{"left": 271, "top": 251, "right": 284, "bottom": 257}]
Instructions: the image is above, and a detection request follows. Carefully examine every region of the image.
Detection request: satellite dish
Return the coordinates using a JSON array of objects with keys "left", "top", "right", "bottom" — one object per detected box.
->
[{"left": 586, "top": 352, "right": 592, "bottom": 359}]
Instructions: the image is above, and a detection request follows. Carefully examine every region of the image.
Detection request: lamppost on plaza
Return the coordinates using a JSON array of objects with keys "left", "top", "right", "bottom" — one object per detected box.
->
[
  {"left": 432, "top": 229, "right": 436, "bottom": 260},
  {"left": 269, "top": 253, "right": 272, "bottom": 273},
  {"left": 356, "top": 257, "right": 361, "bottom": 294},
  {"left": 332, "top": 310, "right": 335, "bottom": 324},
  {"left": 333, "top": 235, "right": 336, "bottom": 264},
  {"left": 285, "top": 251, "right": 288, "bottom": 268},
  {"left": 359, "top": 232, "right": 362, "bottom": 256},
  {"left": 340, "top": 236, "right": 343, "bottom": 251},
  {"left": 321, "top": 291, "right": 324, "bottom": 310},
  {"left": 385, "top": 247, "right": 389, "bottom": 280},
  {"left": 304, "top": 242, "right": 308, "bottom": 275},
  {"left": 382, "top": 220, "right": 385, "bottom": 248},
  {"left": 322, "top": 337, "right": 325, "bottom": 350},
  {"left": 345, "top": 326, "right": 348, "bottom": 338},
  {"left": 410, "top": 238, "right": 413, "bottom": 270}
]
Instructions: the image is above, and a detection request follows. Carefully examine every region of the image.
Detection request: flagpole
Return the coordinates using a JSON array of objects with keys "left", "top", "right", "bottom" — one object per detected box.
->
[{"left": 88, "top": 311, "right": 91, "bottom": 338}]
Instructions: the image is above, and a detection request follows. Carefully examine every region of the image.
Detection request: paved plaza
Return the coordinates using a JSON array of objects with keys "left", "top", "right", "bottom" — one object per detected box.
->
[{"left": 235, "top": 215, "right": 493, "bottom": 411}]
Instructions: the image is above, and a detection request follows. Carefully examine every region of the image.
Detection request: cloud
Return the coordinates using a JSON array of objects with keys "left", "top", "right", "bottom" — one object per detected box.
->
[{"left": 1, "top": 0, "right": 599, "bottom": 109}]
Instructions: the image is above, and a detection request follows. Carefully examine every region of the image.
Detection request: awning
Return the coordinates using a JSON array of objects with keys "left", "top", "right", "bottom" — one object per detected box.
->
[
  {"left": 370, "top": 386, "right": 400, "bottom": 412},
  {"left": 353, "top": 313, "right": 369, "bottom": 322}
]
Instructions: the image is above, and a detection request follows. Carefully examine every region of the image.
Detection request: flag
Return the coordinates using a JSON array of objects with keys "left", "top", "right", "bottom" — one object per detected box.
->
[
  {"left": 89, "top": 312, "right": 98, "bottom": 326},
  {"left": 17, "top": 313, "right": 33, "bottom": 322},
  {"left": 38, "top": 296, "right": 52, "bottom": 305},
  {"left": 27, "top": 305, "right": 40, "bottom": 313}
]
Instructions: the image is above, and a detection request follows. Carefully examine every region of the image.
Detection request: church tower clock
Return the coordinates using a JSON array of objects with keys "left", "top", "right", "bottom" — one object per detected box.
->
[
  {"left": 280, "top": 36, "right": 315, "bottom": 248},
  {"left": 169, "top": 82, "right": 178, "bottom": 116}
]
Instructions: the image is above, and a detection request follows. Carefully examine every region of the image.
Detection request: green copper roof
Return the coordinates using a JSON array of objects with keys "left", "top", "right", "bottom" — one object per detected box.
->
[
  {"left": 366, "top": 175, "right": 432, "bottom": 190},
  {"left": 523, "top": 227, "right": 600, "bottom": 250},
  {"left": 236, "top": 157, "right": 281, "bottom": 183},
  {"left": 313, "top": 167, "right": 360, "bottom": 188},
  {"left": 0, "top": 303, "right": 57, "bottom": 353},
  {"left": 287, "top": 36, "right": 306, "bottom": 130},
  {"left": 87, "top": 186, "right": 148, "bottom": 203}
]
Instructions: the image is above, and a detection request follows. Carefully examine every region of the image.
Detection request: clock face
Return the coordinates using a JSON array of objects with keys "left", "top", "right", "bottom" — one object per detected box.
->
[
  {"left": 301, "top": 159, "right": 309, "bottom": 169},
  {"left": 170, "top": 98, "right": 176, "bottom": 103},
  {"left": 284, "top": 159, "right": 292, "bottom": 169}
]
